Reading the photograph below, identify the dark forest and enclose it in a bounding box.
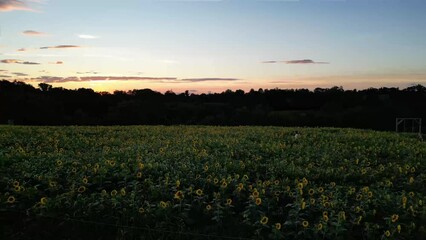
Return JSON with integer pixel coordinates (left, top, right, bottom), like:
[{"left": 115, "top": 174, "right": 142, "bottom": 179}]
[{"left": 1, "top": 80, "right": 425, "bottom": 131}]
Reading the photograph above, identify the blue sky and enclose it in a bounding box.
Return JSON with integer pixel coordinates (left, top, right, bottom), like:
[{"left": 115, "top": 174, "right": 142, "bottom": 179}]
[{"left": 1, "top": 0, "right": 425, "bottom": 92}]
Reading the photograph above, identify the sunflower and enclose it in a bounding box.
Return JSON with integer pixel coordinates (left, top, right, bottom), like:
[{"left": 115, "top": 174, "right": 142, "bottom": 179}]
[
  {"left": 391, "top": 214, "right": 399, "bottom": 223},
  {"left": 82, "top": 177, "right": 88, "bottom": 184},
  {"left": 204, "top": 165, "right": 209, "bottom": 171},
  {"left": 301, "top": 200, "right": 306, "bottom": 210},
  {"left": 255, "top": 197, "right": 262, "bottom": 206},
  {"left": 260, "top": 216, "right": 268, "bottom": 225},
  {"left": 101, "top": 189, "right": 107, "bottom": 195},
  {"left": 367, "top": 191, "right": 373, "bottom": 198},
  {"left": 310, "top": 198, "right": 315, "bottom": 204},
  {"left": 195, "top": 189, "right": 203, "bottom": 196},
  {"left": 226, "top": 198, "right": 232, "bottom": 205},
  {"left": 40, "top": 197, "right": 48, "bottom": 205},
  {"left": 322, "top": 211, "right": 328, "bottom": 217},
  {"left": 356, "top": 194, "right": 363, "bottom": 201},
  {"left": 318, "top": 187, "right": 324, "bottom": 193},
  {"left": 78, "top": 186, "right": 86, "bottom": 193},
  {"left": 330, "top": 182, "right": 336, "bottom": 188},
  {"left": 409, "top": 177, "right": 414, "bottom": 184},
  {"left": 174, "top": 190, "right": 184, "bottom": 200},
  {"left": 339, "top": 211, "right": 346, "bottom": 221},
  {"left": 176, "top": 180, "right": 181, "bottom": 187},
  {"left": 323, "top": 215, "right": 329, "bottom": 222},
  {"left": 384, "top": 230, "right": 391, "bottom": 237},
  {"left": 120, "top": 188, "right": 126, "bottom": 196},
  {"left": 275, "top": 223, "right": 281, "bottom": 230},
  {"left": 111, "top": 189, "right": 118, "bottom": 197},
  {"left": 302, "top": 220, "right": 309, "bottom": 228},
  {"left": 410, "top": 167, "right": 415, "bottom": 173},
  {"left": 316, "top": 223, "right": 323, "bottom": 231},
  {"left": 252, "top": 190, "right": 259, "bottom": 198},
  {"left": 14, "top": 186, "right": 21, "bottom": 192},
  {"left": 308, "top": 189, "right": 315, "bottom": 196},
  {"left": 206, "top": 204, "right": 212, "bottom": 211},
  {"left": 138, "top": 207, "right": 145, "bottom": 214},
  {"left": 274, "top": 180, "right": 280, "bottom": 185},
  {"left": 12, "top": 181, "right": 20, "bottom": 187},
  {"left": 355, "top": 206, "right": 361, "bottom": 213},
  {"left": 238, "top": 183, "right": 244, "bottom": 189},
  {"left": 109, "top": 161, "right": 116, "bottom": 167},
  {"left": 49, "top": 181, "right": 57, "bottom": 188},
  {"left": 160, "top": 201, "right": 167, "bottom": 209},
  {"left": 408, "top": 192, "right": 414, "bottom": 197},
  {"left": 138, "top": 162, "right": 144, "bottom": 169},
  {"left": 221, "top": 182, "right": 228, "bottom": 188},
  {"left": 297, "top": 183, "right": 304, "bottom": 190},
  {"left": 56, "top": 160, "right": 63, "bottom": 166},
  {"left": 397, "top": 225, "right": 401, "bottom": 233},
  {"left": 213, "top": 178, "right": 219, "bottom": 184},
  {"left": 7, "top": 196, "right": 16, "bottom": 204}
]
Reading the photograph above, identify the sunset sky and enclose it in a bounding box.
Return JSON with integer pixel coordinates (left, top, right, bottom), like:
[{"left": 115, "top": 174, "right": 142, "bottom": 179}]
[{"left": 1, "top": 0, "right": 425, "bottom": 93}]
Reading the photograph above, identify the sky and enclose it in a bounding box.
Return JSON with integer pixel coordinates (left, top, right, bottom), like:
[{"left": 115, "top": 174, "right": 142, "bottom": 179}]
[{"left": 0, "top": 0, "right": 426, "bottom": 93}]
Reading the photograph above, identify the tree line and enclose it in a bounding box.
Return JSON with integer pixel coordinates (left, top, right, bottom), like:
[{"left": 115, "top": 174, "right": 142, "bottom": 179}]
[{"left": 0, "top": 80, "right": 425, "bottom": 131}]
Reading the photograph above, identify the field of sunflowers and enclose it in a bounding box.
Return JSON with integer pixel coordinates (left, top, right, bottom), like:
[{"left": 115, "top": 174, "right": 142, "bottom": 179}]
[{"left": 0, "top": 126, "right": 425, "bottom": 239}]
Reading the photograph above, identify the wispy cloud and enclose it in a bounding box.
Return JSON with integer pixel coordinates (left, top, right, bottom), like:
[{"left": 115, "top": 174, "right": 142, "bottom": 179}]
[
  {"left": 0, "top": 75, "right": 11, "bottom": 78},
  {"left": 180, "top": 78, "right": 240, "bottom": 82},
  {"left": 78, "top": 34, "right": 99, "bottom": 39},
  {"left": 262, "top": 59, "right": 330, "bottom": 64},
  {"left": 1, "top": 59, "right": 40, "bottom": 64},
  {"left": 17, "top": 48, "right": 27, "bottom": 52},
  {"left": 285, "top": 59, "right": 329, "bottom": 64},
  {"left": 12, "top": 72, "right": 28, "bottom": 76},
  {"left": 28, "top": 76, "right": 178, "bottom": 83},
  {"left": 0, "top": 0, "right": 32, "bottom": 12},
  {"left": 22, "top": 30, "right": 47, "bottom": 36},
  {"left": 40, "top": 45, "right": 81, "bottom": 49}
]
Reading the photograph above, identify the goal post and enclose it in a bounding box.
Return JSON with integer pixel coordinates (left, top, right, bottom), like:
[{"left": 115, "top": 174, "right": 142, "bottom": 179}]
[{"left": 395, "top": 118, "right": 422, "bottom": 136}]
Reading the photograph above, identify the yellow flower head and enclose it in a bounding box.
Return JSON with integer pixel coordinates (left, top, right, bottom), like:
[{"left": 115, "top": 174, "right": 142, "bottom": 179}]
[
  {"left": 301, "top": 200, "right": 306, "bottom": 210},
  {"left": 221, "top": 182, "right": 228, "bottom": 188},
  {"left": 206, "top": 204, "right": 212, "bottom": 211},
  {"left": 368, "top": 191, "right": 373, "bottom": 198},
  {"left": 195, "top": 189, "right": 203, "bottom": 196},
  {"left": 238, "top": 183, "right": 244, "bottom": 189},
  {"left": 316, "top": 223, "right": 323, "bottom": 231},
  {"left": 260, "top": 216, "right": 268, "bottom": 225},
  {"left": 160, "top": 201, "right": 167, "bottom": 209},
  {"left": 12, "top": 181, "right": 20, "bottom": 187},
  {"left": 136, "top": 172, "right": 142, "bottom": 178},
  {"left": 297, "top": 183, "right": 304, "bottom": 190},
  {"left": 174, "top": 190, "right": 184, "bottom": 200},
  {"left": 40, "top": 197, "right": 48, "bottom": 205},
  {"left": 302, "top": 220, "right": 309, "bottom": 228},
  {"left": 78, "top": 186, "right": 86, "bottom": 193},
  {"left": 138, "top": 207, "right": 145, "bottom": 214},
  {"left": 323, "top": 215, "right": 329, "bottom": 222},
  {"left": 391, "top": 214, "right": 399, "bottom": 223},
  {"left": 384, "top": 230, "right": 391, "bottom": 237},
  {"left": 275, "top": 223, "right": 281, "bottom": 230},
  {"left": 213, "top": 178, "right": 219, "bottom": 184},
  {"left": 252, "top": 190, "right": 259, "bottom": 198},
  {"left": 82, "top": 177, "right": 88, "bottom": 184},
  {"left": 274, "top": 180, "right": 280, "bottom": 185},
  {"left": 120, "top": 188, "right": 126, "bottom": 196},
  {"left": 318, "top": 187, "right": 324, "bottom": 193},
  {"left": 111, "top": 189, "right": 118, "bottom": 197},
  {"left": 408, "top": 192, "right": 414, "bottom": 197},
  {"left": 226, "top": 198, "right": 232, "bottom": 205},
  {"left": 7, "top": 196, "right": 16, "bottom": 204},
  {"left": 308, "top": 189, "right": 315, "bottom": 196},
  {"left": 255, "top": 197, "right": 262, "bottom": 206},
  {"left": 397, "top": 225, "right": 401, "bottom": 233},
  {"left": 330, "top": 182, "right": 336, "bottom": 188}
]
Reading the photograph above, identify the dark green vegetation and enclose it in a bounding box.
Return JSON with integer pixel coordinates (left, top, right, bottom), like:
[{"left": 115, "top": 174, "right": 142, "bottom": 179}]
[
  {"left": 0, "top": 126, "right": 425, "bottom": 239},
  {"left": 1, "top": 80, "right": 425, "bottom": 130}
]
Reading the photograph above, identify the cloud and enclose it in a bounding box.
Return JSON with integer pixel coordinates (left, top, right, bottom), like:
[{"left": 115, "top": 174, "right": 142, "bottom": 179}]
[
  {"left": 285, "top": 59, "right": 329, "bottom": 64},
  {"left": 179, "top": 78, "right": 240, "bottom": 82},
  {"left": 29, "top": 76, "right": 178, "bottom": 83},
  {"left": 22, "top": 30, "right": 46, "bottom": 36},
  {"left": 0, "top": 0, "right": 31, "bottom": 12},
  {"left": 0, "top": 69, "right": 7, "bottom": 72},
  {"left": 12, "top": 72, "right": 28, "bottom": 76},
  {"left": 17, "top": 48, "right": 27, "bottom": 52},
  {"left": 78, "top": 34, "right": 99, "bottom": 39},
  {"left": 40, "top": 45, "right": 81, "bottom": 49},
  {"left": 1, "top": 59, "right": 40, "bottom": 64},
  {"left": 262, "top": 59, "right": 330, "bottom": 64},
  {"left": 0, "top": 75, "right": 11, "bottom": 78}
]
